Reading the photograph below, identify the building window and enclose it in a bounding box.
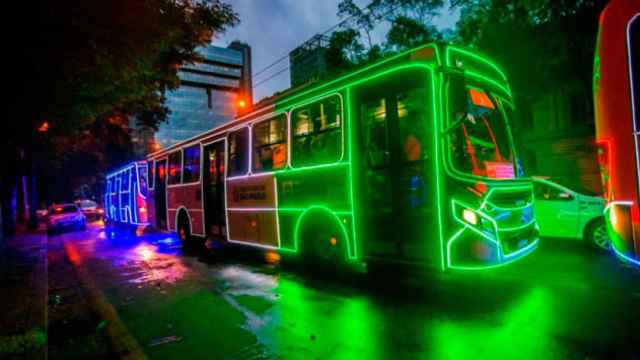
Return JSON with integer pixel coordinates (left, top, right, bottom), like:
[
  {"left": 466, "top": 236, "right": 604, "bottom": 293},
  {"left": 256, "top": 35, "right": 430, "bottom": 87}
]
[
  {"left": 228, "top": 127, "right": 249, "bottom": 176},
  {"left": 183, "top": 144, "right": 201, "bottom": 183},
  {"left": 207, "top": 88, "right": 213, "bottom": 110},
  {"left": 252, "top": 115, "right": 287, "bottom": 172},
  {"left": 168, "top": 150, "right": 182, "bottom": 185},
  {"left": 291, "top": 94, "right": 343, "bottom": 167}
]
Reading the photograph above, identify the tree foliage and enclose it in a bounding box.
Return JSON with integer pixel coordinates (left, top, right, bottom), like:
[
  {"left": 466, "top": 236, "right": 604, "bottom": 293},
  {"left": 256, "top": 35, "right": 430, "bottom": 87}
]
[
  {"left": 4, "top": 0, "right": 238, "bottom": 204},
  {"left": 328, "top": 0, "right": 444, "bottom": 74},
  {"left": 452, "top": 0, "right": 608, "bottom": 118},
  {"left": 386, "top": 16, "right": 441, "bottom": 52},
  {"left": 10, "top": 0, "right": 237, "bottom": 140}
]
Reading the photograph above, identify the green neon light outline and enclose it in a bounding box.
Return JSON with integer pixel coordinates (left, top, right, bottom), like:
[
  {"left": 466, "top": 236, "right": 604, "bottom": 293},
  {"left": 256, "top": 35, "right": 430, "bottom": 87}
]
[
  {"left": 479, "top": 185, "right": 535, "bottom": 211},
  {"left": 494, "top": 219, "right": 537, "bottom": 233},
  {"left": 287, "top": 92, "right": 346, "bottom": 170},
  {"left": 438, "top": 76, "right": 527, "bottom": 185},
  {"left": 292, "top": 205, "right": 352, "bottom": 256},
  {"left": 429, "top": 72, "right": 446, "bottom": 270},
  {"left": 447, "top": 197, "right": 537, "bottom": 270},
  {"left": 496, "top": 97, "right": 520, "bottom": 175},
  {"left": 346, "top": 87, "right": 360, "bottom": 259},
  {"left": 445, "top": 46, "right": 509, "bottom": 83},
  {"left": 277, "top": 43, "right": 441, "bottom": 109},
  {"left": 463, "top": 71, "right": 511, "bottom": 97},
  {"left": 451, "top": 199, "right": 498, "bottom": 242}
]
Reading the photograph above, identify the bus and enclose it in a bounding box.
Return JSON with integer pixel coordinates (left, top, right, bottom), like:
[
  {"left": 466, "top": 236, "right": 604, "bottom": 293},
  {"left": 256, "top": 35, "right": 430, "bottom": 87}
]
[
  {"left": 146, "top": 43, "right": 538, "bottom": 271},
  {"left": 104, "top": 161, "right": 150, "bottom": 227},
  {"left": 594, "top": 0, "right": 640, "bottom": 266}
]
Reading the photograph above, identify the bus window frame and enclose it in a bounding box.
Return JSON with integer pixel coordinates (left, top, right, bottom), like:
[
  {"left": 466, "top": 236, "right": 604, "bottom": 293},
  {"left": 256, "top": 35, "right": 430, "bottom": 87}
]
[
  {"left": 288, "top": 92, "right": 345, "bottom": 169},
  {"left": 137, "top": 163, "right": 148, "bottom": 198},
  {"left": 182, "top": 143, "right": 202, "bottom": 184},
  {"left": 251, "top": 113, "right": 289, "bottom": 173},
  {"left": 167, "top": 150, "right": 183, "bottom": 186},
  {"left": 227, "top": 126, "right": 250, "bottom": 177}
]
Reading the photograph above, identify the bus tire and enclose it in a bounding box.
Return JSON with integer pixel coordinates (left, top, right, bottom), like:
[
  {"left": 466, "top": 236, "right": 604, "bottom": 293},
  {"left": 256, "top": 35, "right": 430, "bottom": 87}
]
[
  {"left": 177, "top": 211, "right": 193, "bottom": 247},
  {"left": 584, "top": 217, "right": 609, "bottom": 250},
  {"left": 298, "top": 211, "right": 347, "bottom": 266}
]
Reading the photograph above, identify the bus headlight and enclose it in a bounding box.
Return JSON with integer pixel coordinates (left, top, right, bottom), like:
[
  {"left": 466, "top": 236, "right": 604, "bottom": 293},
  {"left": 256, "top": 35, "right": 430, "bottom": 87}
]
[{"left": 462, "top": 209, "right": 478, "bottom": 225}]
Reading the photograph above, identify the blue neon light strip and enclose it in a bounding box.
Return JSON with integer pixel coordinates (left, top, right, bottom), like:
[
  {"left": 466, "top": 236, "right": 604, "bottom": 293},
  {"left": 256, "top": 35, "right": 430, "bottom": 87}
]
[{"left": 611, "top": 245, "right": 640, "bottom": 267}]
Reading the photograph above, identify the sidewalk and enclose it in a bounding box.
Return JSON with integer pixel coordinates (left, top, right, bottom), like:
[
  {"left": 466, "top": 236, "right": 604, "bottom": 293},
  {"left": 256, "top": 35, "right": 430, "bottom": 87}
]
[{"left": 0, "top": 227, "right": 48, "bottom": 359}]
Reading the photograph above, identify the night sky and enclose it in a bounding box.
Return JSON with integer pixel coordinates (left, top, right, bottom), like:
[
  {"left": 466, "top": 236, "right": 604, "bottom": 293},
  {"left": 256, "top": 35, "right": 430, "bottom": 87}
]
[{"left": 214, "top": 0, "right": 460, "bottom": 102}]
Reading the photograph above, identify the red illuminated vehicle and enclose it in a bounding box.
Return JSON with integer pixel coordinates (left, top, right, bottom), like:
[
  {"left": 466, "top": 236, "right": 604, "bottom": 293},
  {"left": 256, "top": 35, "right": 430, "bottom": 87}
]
[
  {"left": 593, "top": 0, "right": 640, "bottom": 266},
  {"left": 104, "top": 161, "right": 150, "bottom": 227}
]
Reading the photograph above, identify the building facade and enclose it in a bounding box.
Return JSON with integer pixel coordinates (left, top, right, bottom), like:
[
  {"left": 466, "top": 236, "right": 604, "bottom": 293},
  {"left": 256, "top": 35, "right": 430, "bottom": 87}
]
[{"left": 132, "top": 43, "right": 252, "bottom": 154}]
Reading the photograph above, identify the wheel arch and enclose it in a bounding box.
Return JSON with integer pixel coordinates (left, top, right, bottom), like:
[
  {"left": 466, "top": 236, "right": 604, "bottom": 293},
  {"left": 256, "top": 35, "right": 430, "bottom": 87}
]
[
  {"left": 293, "top": 206, "right": 352, "bottom": 255},
  {"left": 175, "top": 206, "right": 193, "bottom": 235}
]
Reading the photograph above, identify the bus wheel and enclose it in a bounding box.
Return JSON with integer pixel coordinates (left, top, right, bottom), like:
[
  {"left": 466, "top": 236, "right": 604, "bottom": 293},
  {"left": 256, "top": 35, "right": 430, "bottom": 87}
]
[
  {"left": 586, "top": 218, "right": 609, "bottom": 250},
  {"left": 301, "top": 220, "right": 346, "bottom": 266},
  {"left": 177, "top": 213, "right": 192, "bottom": 247}
]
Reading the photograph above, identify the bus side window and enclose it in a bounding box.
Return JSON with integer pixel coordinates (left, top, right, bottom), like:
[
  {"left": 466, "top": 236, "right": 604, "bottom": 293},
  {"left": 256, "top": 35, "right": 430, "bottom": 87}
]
[
  {"left": 182, "top": 144, "right": 201, "bottom": 183},
  {"left": 397, "top": 89, "right": 428, "bottom": 163},
  {"left": 252, "top": 114, "right": 287, "bottom": 172},
  {"left": 228, "top": 127, "right": 249, "bottom": 177},
  {"left": 139, "top": 165, "right": 148, "bottom": 196},
  {"left": 291, "top": 95, "right": 342, "bottom": 167},
  {"left": 168, "top": 151, "right": 182, "bottom": 185}
]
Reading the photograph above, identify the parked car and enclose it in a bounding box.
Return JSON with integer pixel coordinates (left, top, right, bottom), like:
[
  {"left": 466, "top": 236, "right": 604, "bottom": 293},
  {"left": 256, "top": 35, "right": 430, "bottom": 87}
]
[
  {"left": 532, "top": 177, "right": 609, "bottom": 248},
  {"left": 74, "top": 199, "right": 103, "bottom": 221},
  {"left": 47, "top": 203, "right": 86, "bottom": 234}
]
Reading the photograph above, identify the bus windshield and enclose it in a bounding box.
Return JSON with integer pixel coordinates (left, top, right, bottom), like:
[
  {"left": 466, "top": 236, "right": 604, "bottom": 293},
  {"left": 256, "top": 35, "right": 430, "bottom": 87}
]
[{"left": 448, "top": 85, "right": 515, "bottom": 179}]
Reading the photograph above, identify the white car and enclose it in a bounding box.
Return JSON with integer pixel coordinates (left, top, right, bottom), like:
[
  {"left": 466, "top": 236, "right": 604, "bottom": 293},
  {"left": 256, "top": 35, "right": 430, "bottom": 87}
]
[
  {"left": 532, "top": 177, "right": 609, "bottom": 248},
  {"left": 74, "top": 199, "right": 103, "bottom": 221},
  {"left": 47, "top": 203, "right": 87, "bottom": 234}
]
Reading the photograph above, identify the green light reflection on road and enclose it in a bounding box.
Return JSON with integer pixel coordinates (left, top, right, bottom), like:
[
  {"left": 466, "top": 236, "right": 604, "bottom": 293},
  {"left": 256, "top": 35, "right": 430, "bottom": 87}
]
[{"left": 429, "top": 288, "right": 559, "bottom": 360}]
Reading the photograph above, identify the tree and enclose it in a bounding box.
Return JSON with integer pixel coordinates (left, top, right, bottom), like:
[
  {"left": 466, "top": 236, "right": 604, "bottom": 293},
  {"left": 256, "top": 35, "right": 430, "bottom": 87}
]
[
  {"left": 325, "top": 29, "right": 366, "bottom": 75},
  {"left": 338, "top": 0, "right": 378, "bottom": 48},
  {"left": 451, "top": 0, "right": 608, "bottom": 122},
  {"left": 332, "top": 0, "right": 445, "bottom": 69},
  {"left": 3, "top": 0, "right": 238, "bottom": 233},
  {"left": 386, "top": 16, "right": 441, "bottom": 52}
]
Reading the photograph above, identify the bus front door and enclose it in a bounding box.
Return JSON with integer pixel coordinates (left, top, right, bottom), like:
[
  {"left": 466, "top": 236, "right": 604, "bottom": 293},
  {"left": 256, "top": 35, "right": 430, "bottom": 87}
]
[
  {"left": 203, "top": 141, "right": 226, "bottom": 240},
  {"left": 355, "top": 70, "right": 435, "bottom": 264},
  {"left": 155, "top": 159, "right": 167, "bottom": 230}
]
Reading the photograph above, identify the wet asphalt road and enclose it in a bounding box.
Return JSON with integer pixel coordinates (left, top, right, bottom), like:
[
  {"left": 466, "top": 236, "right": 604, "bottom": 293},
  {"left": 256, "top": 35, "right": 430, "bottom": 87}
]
[{"left": 48, "top": 223, "right": 640, "bottom": 359}]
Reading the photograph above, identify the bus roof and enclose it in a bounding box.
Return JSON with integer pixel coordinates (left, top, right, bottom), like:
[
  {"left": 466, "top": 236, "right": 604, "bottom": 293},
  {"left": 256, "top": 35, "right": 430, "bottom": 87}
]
[
  {"left": 147, "top": 42, "right": 509, "bottom": 160},
  {"left": 105, "top": 161, "right": 146, "bottom": 179}
]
